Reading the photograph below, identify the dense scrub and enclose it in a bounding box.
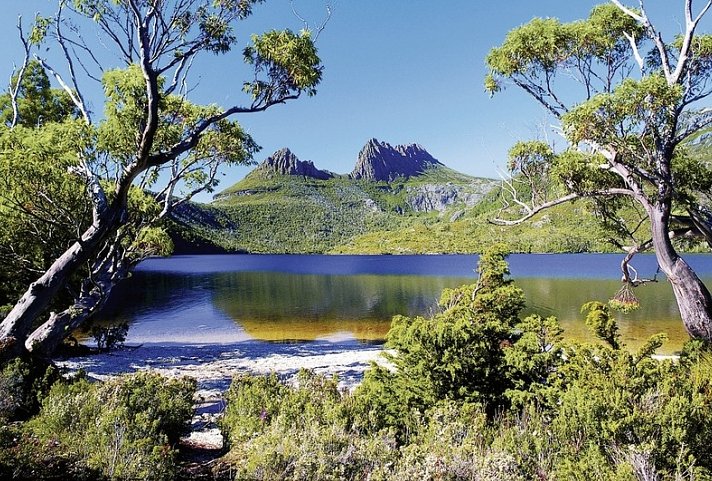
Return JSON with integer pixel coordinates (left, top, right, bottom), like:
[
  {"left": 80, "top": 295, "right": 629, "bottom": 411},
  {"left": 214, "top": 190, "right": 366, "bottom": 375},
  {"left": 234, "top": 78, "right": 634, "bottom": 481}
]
[
  {"left": 219, "top": 247, "right": 712, "bottom": 480},
  {"left": 0, "top": 370, "right": 195, "bottom": 481}
]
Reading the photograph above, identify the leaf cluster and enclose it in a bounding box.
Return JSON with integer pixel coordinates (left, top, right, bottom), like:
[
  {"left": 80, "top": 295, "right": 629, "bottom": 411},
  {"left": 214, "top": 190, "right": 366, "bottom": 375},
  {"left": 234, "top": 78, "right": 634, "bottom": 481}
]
[
  {"left": 25, "top": 371, "right": 196, "bottom": 480},
  {"left": 244, "top": 29, "right": 323, "bottom": 102},
  {"left": 486, "top": 4, "right": 643, "bottom": 99}
]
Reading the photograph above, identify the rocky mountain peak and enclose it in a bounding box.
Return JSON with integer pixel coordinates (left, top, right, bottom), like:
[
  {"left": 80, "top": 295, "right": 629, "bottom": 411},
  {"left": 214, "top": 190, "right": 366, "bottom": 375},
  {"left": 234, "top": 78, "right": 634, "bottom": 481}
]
[
  {"left": 351, "top": 139, "right": 442, "bottom": 181},
  {"left": 259, "top": 148, "right": 333, "bottom": 180}
]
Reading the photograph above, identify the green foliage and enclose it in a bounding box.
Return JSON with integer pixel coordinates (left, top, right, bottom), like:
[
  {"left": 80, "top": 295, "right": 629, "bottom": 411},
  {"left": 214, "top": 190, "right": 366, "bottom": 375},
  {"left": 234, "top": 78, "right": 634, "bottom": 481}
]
[
  {"left": 90, "top": 322, "right": 129, "bottom": 351},
  {"left": 352, "top": 246, "right": 566, "bottom": 438},
  {"left": 562, "top": 75, "right": 683, "bottom": 150},
  {"left": 550, "top": 345, "right": 712, "bottom": 479},
  {"left": 507, "top": 140, "right": 554, "bottom": 199},
  {"left": 0, "top": 119, "right": 92, "bottom": 307},
  {"left": 504, "top": 314, "right": 563, "bottom": 409},
  {"left": 486, "top": 4, "right": 642, "bottom": 97},
  {"left": 243, "top": 29, "right": 322, "bottom": 101},
  {"left": 582, "top": 301, "right": 621, "bottom": 349},
  {"left": 486, "top": 17, "right": 573, "bottom": 78},
  {"left": 218, "top": 252, "right": 712, "bottom": 480},
  {"left": 26, "top": 372, "right": 196, "bottom": 481},
  {"left": 221, "top": 370, "right": 398, "bottom": 481},
  {"left": 0, "top": 356, "right": 58, "bottom": 422},
  {"left": 0, "top": 60, "right": 78, "bottom": 127},
  {"left": 183, "top": 164, "right": 614, "bottom": 255}
]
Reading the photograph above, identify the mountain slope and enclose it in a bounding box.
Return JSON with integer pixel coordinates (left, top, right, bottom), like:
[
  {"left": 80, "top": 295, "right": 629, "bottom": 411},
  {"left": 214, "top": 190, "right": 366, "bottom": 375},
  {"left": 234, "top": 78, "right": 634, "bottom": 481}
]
[
  {"left": 173, "top": 140, "right": 497, "bottom": 253},
  {"left": 170, "top": 139, "right": 612, "bottom": 254}
]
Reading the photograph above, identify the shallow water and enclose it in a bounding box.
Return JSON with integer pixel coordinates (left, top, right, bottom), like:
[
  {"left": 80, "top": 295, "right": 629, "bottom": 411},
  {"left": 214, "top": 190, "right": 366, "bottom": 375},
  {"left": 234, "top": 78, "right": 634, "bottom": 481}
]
[{"left": 98, "top": 253, "right": 712, "bottom": 354}]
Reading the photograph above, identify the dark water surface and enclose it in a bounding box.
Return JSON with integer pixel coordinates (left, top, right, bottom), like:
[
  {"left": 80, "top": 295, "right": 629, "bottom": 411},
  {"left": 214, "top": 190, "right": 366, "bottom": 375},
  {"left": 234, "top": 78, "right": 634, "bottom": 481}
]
[{"left": 99, "top": 253, "right": 712, "bottom": 354}]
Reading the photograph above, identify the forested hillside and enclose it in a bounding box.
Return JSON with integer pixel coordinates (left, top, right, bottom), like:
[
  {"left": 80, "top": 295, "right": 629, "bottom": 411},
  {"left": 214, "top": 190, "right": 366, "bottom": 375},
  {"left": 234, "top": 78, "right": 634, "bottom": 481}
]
[{"left": 170, "top": 139, "right": 612, "bottom": 254}]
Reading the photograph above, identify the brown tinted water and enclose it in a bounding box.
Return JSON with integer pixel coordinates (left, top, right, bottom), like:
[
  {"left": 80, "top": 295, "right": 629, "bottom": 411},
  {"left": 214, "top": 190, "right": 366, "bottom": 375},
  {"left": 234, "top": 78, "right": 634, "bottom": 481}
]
[{"left": 98, "top": 254, "right": 712, "bottom": 354}]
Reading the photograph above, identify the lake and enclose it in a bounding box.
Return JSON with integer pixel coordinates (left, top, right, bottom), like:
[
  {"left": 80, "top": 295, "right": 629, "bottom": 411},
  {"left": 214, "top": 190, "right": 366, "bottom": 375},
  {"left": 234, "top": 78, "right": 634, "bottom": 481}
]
[{"left": 97, "top": 253, "right": 712, "bottom": 355}]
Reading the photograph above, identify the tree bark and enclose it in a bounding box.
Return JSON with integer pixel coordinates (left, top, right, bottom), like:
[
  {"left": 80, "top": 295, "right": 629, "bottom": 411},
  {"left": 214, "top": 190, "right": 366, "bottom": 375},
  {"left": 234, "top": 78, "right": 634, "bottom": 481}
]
[
  {"left": 24, "top": 250, "right": 130, "bottom": 356},
  {"left": 650, "top": 205, "right": 712, "bottom": 340},
  {"left": 0, "top": 207, "right": 121, "bottom": 352}
]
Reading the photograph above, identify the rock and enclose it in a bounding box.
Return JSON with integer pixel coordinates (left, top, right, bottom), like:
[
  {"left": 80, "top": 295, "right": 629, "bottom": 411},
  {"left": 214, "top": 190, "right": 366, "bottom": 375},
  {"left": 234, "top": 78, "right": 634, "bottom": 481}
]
[
  {"left": 351, "top": 138, "right": 442, "bottom": 181},
  {"left": 406, "top": 183, "right": 493, "bottom": 213},
  {"left": 259, "top": 148, "right": 333, "bottom": 180},
  {"left": 450, "top": 210, "right": 464, "bottom": 222}
]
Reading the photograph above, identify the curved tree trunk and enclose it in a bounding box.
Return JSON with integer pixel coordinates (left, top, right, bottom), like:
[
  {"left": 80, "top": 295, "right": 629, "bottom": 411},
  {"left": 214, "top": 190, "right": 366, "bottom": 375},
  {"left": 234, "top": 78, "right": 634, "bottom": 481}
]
[
  {"left": 25, "top": 249, "right": 131, "bottom": 356},
  {"left": 0, "top": 208, "right": 120, "bottom": 354},
  {"left": 651, "top": 205, "right": 712, "bottom": 341}
]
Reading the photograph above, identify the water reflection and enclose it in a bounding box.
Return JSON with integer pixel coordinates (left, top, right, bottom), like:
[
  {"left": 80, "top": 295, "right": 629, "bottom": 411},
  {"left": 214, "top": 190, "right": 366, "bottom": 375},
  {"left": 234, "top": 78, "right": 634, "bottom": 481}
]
[
  {"left": 211, "top": 272, "right": 470, "bottom": 341},
  {"left": 98, "top": 254, "right": 712, "bottom": 354},
  {"left": 518, "top": 278, "right": 695, "bottom": 352}
]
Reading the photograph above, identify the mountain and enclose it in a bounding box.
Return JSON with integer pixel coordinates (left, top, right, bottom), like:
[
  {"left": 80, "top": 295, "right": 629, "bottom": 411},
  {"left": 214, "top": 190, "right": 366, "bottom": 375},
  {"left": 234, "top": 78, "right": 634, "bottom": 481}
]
[
  {"left": 351, "top": 139, "right": 442, "bottom": 181},
  {"left": 256, "top": 147, "right": 333, "bottom": 180},
  {"left": 171, "top": 139, "right": 608, "bottom": 254}
]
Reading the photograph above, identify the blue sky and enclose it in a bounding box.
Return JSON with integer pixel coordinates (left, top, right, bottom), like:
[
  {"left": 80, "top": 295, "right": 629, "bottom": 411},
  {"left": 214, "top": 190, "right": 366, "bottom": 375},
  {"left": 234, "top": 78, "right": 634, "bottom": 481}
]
[{"left": 0, "top": 1, "right": 708, "bottom": 201}]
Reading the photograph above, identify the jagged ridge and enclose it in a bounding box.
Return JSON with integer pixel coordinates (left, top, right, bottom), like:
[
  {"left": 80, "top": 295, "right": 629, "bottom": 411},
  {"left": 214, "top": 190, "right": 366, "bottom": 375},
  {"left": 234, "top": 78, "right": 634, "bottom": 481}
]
[
  {"left": 249, "top": 139, "right": 443, "bottom": 183},
  {"left": 351, "top": 138, "right": 442, "bottom": 181},
  {"left": 257, "top": 147, "right": 333, "bottom": 180}
]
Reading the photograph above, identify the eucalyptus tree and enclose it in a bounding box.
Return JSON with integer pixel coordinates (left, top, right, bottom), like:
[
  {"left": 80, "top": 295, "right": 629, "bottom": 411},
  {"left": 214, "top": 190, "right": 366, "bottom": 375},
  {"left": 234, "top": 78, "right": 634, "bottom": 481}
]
[
  {"left": 0, "top": 0, "right": 323, "bottom": 357},
  {"left": 0, "top": 61, "right": 84, "bottom": 312},
  {"left": 486, "top": 1, "right": 712, "bottom": 340}
]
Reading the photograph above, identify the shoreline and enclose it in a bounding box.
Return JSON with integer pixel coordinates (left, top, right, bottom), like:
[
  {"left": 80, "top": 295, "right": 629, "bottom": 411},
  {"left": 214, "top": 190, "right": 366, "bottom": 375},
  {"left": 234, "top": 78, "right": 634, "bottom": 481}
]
[
  {"left": 56, "top": 340, "right": 387, "bottom": 451},
  {"left": 56, "top": 340, "right": 387, "bottom": 392}
]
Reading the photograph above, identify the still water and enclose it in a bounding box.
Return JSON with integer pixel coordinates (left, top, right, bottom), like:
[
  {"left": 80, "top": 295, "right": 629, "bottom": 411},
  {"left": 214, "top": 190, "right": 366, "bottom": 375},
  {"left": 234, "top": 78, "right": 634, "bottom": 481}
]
[{"left": 99, "top": 253, "right": 712, "bottom": 354}]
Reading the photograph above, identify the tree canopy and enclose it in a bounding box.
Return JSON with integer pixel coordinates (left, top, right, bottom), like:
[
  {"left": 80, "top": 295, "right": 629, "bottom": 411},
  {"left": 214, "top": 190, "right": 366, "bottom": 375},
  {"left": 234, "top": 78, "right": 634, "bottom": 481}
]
[
  {"left": 0, "top": 0, "right": 324, "bottom": 358},
  {"left": 487, "top": 0, "right": 712, "bottom": 341}
]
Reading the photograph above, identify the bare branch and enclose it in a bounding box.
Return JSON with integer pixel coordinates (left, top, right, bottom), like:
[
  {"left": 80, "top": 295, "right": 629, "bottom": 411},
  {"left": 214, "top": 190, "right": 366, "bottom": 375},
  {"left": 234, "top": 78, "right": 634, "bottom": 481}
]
[
  {"left": 611, "top": 0, "right": 674, "bottom": 82},
  {"left": 623, "top": 31, "right": 645, "bottom": 72},
  {"left": 672, "top": 0, "right": 712, "bottom": 83},
  {"left": 52, "top": 4, "right": 92, "bottom": 124},
  {"left": 490, "top": 193, "right": 580, "bottom": 225},
  {"left": 10, "top": 17, "right": 31, "bottom": 128},
  {"left": 36, "top": 58, "right": 91, "bottom": 124},
  {"left": 290, "top": 0, "right": 333, "bottom": 41}
]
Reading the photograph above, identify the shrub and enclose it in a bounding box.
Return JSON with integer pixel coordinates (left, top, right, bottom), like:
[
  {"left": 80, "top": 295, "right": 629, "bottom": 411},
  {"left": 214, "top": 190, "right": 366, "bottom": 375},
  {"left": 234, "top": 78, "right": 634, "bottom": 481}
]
[
  {"left": 548, "top": 342, "right": 712, "bottom": 479},
  {"left": 221, "top": 370, "right": 398, "bottom": 481},
  {"left": 352, "top": 245, "right": 565, "bottom": 437},
  {"left": 90, "top": 322, "right": 129, "bottom": 351},
  {"left": 0, "top": 356, "right": 58, "bottom": 422},
  {"left": 220, "top": 247, "right": 712, "bottom": 480},
  {"left": 27, "top": 371, "right": 196, "bottom": 481}
]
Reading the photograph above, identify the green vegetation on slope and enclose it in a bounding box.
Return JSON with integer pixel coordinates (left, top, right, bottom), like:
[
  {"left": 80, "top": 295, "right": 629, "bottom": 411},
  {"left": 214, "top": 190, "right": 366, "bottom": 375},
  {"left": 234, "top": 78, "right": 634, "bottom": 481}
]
[
  {"left": 333, "top": 196, "right": 609, "bottom": 254},
  {"left": 178, "top": 165, "right": 492, "bottom": 253},
  {"left": 174, "top": 165, "right": 615, "bottom": 254}
]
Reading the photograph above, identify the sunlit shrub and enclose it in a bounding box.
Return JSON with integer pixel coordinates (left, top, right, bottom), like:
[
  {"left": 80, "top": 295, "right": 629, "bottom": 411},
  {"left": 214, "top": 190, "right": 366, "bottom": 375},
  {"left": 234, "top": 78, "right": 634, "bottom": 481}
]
[
  {"left": 27, "top": 371, "right": 195, "bottom": 481},
  {"left": 221, "top": 370, "right": 398, "bottom": 481},
  {"left": 352, "top": 245, "right": 565, "bottom": 437}
]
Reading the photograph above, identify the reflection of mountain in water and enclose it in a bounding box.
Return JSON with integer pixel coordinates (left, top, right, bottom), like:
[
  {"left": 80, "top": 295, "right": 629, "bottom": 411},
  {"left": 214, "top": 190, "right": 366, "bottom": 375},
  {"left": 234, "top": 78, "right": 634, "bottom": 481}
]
[
  {"left": 517, "top": 277, "right": 690, "bottom": 351},
  {"left": 210, "top": 272, "right": 465, "bottom": 340},
  {"left": 97, "top": 258, "right": 705, "bottom": 352},
  {"left": 100, "top": 270, "right": 471, "bottom": 342}
]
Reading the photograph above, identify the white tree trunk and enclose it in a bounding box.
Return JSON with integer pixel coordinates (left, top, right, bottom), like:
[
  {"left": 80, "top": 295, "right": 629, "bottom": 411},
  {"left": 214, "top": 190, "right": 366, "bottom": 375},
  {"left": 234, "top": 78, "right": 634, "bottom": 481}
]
[{"left": 0, "top": 210, "right": 119, "bottom": 354}]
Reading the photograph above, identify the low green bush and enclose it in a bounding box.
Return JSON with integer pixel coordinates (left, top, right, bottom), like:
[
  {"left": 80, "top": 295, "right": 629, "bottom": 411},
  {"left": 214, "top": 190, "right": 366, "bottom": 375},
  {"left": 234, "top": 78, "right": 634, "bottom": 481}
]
[
  {"left": 23, "top": 371, "right": 196, "bottom": 481},
  {"left": 221, "top": 370, "right": 398, "bottom": 481},
  {"left": 0, "top": 356, "right": 58, "bottom": 422}
]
